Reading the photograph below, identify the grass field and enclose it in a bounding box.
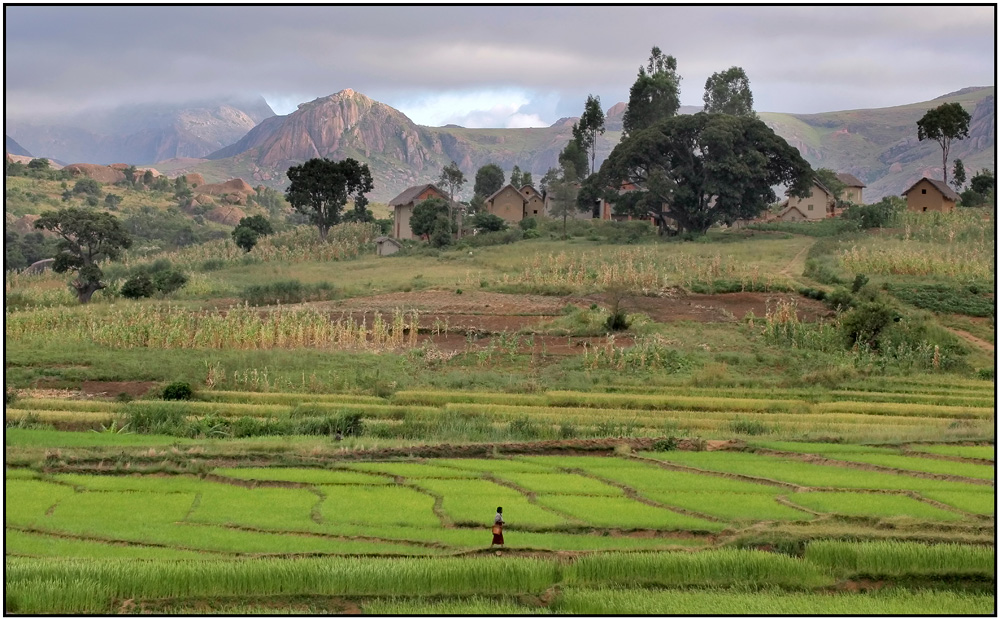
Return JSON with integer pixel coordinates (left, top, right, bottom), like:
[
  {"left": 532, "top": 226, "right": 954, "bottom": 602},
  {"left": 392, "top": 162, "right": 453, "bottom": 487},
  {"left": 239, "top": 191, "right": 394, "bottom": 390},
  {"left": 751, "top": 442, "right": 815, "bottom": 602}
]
[{"left": 5, "top": 211, "right": 995, "bottom": 613}]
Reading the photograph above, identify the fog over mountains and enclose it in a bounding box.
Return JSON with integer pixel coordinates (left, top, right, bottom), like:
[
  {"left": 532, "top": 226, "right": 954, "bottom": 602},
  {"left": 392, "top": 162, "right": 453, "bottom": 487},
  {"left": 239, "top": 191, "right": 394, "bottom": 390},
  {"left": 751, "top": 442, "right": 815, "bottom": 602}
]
[{"left": 6, "top": 87, "right": 994, "bottom": 204}]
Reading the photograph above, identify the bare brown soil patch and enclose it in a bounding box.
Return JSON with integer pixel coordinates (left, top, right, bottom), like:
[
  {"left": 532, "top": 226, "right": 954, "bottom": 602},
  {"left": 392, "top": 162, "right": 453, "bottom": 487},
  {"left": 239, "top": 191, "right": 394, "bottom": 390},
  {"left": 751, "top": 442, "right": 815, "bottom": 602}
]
[
  {"left": 310, "top": 288, "right": 831, "bottom": 329},
  {"left": 79, "top": 380, "right": 160, "bottom": 398},
  {"left": 581, "top": 290, "right": 830, "bottom": 323},
  {"left": 944, "top": 327, "right": 995, "bottom": 353}
]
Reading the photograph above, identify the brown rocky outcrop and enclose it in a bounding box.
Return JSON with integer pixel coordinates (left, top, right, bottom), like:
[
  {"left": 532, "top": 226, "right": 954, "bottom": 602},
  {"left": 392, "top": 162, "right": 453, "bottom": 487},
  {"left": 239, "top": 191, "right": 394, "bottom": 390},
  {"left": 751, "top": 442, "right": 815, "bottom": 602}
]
[
  {"left": 206, "top": 205, "right": 246, "bottom": 226},
  {"left": 181, "top": 173, "right": 206, "bottom": 187},
  {"left": 62, "top": 163, "right": 126, "bottom": 184}
]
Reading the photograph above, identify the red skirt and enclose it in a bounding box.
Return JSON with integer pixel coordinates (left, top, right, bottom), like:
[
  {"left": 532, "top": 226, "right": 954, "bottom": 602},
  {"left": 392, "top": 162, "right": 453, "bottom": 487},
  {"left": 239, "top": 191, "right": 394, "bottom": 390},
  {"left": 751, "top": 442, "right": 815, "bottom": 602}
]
[{"left": 492, "top": 531, "right": 504, "bottom": 545}]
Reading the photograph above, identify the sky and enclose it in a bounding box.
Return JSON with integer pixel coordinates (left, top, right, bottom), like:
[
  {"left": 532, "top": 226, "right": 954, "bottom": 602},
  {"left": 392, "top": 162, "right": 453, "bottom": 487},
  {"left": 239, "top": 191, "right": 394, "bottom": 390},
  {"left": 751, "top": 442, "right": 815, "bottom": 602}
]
[{"left": 4, "top": 5, "right": 996, "bottom": 128}]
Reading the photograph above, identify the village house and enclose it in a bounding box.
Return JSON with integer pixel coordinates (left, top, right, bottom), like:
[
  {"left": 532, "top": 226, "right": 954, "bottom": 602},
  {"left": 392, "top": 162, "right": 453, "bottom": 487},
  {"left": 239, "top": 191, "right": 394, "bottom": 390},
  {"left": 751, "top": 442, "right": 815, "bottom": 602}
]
[
  {"left": 902, "top": 177, "right": 958, "bottom": 213},
  {"left": 387, "top": 183, "right": 455, "bottom": 240},
  {"left": 836, "top": 173, "right": 866, "bottom": 205},
  {"left": 374, "top": 236, "right": 402, "bottom": 256},
  {"left": 485, "top": 184, "right": 546, "bottom": 223},
  {"left": 777, "top": 180, "right": 835, "bottom": 220}
]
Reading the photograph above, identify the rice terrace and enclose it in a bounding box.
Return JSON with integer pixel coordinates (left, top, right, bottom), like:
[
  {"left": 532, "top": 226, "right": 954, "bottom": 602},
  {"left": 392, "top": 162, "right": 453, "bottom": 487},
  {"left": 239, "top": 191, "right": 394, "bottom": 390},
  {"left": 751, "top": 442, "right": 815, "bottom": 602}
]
[{"left": 3, "top": 8, "right": 997, "bottom": 616}]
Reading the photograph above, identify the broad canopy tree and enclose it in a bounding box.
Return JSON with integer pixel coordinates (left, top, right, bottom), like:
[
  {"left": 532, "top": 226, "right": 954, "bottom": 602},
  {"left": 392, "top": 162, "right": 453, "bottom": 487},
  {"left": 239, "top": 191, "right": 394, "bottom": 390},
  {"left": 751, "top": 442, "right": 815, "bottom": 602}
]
[
  {"left": 916, "top": 102, "right": 971, "bottom": 185},
  {"left": 600, "top": 112, "right": 813, "bottom": 235},
  {"left": 34, "top": 207, "right": 132, "bottom": 303},
  {"left": 285, "top": 157, "right": 373, "bottom": 241}
]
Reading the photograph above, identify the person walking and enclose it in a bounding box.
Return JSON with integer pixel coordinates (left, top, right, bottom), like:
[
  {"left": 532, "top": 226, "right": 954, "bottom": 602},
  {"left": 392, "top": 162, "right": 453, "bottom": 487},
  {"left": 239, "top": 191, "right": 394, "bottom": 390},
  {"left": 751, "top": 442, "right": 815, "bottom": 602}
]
[{"left": 491, "top": 506, "right": 505, "bottom": 547}]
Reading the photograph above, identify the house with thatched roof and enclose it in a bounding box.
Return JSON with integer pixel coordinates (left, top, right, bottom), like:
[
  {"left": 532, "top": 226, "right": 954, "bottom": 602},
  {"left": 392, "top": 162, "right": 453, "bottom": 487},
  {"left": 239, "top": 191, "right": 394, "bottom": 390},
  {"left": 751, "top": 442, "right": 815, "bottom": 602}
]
[
  {"left": 835, "top": 173, "right": 866, "bottom": 205},
  {"left": 902, "top": 177, "right": 958, "bottom": 213},
  {"left": 485, "top": 184, "right": 546, "bottom": 223},
  {"left": 779, "top": 180, "right": 835, "bottom": 220},
  {"left": 388, "top": 183, "right": 453, "bottom": 240}
]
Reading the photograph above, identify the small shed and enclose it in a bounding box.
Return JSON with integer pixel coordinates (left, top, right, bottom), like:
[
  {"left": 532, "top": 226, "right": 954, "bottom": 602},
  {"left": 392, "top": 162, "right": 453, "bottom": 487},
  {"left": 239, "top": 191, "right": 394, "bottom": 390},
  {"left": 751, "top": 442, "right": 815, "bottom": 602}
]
[{"left": 375, "top": 236, "right": 403, "bottom": 257}]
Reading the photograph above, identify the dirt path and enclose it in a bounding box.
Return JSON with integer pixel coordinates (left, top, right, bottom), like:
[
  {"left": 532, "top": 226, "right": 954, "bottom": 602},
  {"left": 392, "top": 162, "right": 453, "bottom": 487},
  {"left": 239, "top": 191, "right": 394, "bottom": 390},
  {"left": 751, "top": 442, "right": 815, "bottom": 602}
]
[
  {"left": 944, "top": 327, "right": 995, "bottom": 354},
  {"left": 780, "top": 239, "right": 815, "bottom": 279}
]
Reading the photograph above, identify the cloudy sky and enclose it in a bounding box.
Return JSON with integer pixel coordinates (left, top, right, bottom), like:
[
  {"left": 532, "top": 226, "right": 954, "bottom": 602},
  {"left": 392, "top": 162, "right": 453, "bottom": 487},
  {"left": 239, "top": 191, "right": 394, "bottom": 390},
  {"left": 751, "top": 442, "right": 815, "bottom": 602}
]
[{"left": 4, "top": 5, "right": 995, "bottom": 128}]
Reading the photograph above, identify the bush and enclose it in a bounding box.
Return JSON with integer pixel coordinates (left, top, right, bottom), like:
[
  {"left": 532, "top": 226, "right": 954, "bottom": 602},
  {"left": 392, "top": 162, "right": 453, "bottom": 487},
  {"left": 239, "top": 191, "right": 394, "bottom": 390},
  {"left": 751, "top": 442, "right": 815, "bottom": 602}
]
[
  {"left": 519, "top": 217, "right": 538, "bottom": 230},
  {"left": 121, "top": 274, "right": 156, "bottom": 300},
  {"left": 472, "top": 212, "right": 508, "bottom": 232},
  {"left": 843, "top": 197, "right": 903, "bottom": 229},
  {"left": 161, "top": 381, "right": 194, "bottom": 401},
  {"left": 851, "top": 274, "right": 869, "bottom": 293},
  {"left": 976, "top": 368, "right": 994, "bottom": 380},
  {"left": 825, "top": 287, "right": 854, "bottom": 312},
  {"left": 605, "top": 310, "right": 630, "bottom": 331},
  {"left": 803, "top": 258, "right": 845, "bottom": 285},
  {"left": 152, "top": 269, "right": 188, "bottom": 295},
  {"left": 798, "top": 287, "right": 826, "bottom": 301},
  {"left": 651, "top": 437, "right": 679, "bottom": 451},
  {"left": 840, "top": 301, "right": 899, "bottom": 349}
]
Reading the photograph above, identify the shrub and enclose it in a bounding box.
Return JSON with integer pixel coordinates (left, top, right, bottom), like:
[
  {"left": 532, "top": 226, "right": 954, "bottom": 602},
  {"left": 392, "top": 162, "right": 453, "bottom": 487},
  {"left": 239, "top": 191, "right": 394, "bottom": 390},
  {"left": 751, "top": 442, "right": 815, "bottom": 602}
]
[
  {"left": 162, "top": 381, "right": 194, "bottom": 401},
  {"left": 472, "top": 212, "right": 508, "bottom": 232},
  {"left": 519, "top": 217, "right": 538, "bottom": 230},
  {"left": 843, "top": 197, "right": 903, "bottom": 229},
  {"left": 651, "top": 436, "right": 679, "bottom": 451},
  {"left": 121, "top": 275, "right": 156, "bottom": 300},
  {"left": 824, "top": 287, "right": 854, "bottom": 312},
  {"left": 605, "top": 310, "right": 630, "bottom": 331},
  {"left": 976, "top": 368, "right": 994, "bottom": 381},
  {"left": 152, "top": 269, "right": 188, "bottom": 295},
  {"left": 840, "top": 301, "right": 899, "bottom": 349},
  {"left": 850, "top": 274, "right": 869, "bottom": 293}
]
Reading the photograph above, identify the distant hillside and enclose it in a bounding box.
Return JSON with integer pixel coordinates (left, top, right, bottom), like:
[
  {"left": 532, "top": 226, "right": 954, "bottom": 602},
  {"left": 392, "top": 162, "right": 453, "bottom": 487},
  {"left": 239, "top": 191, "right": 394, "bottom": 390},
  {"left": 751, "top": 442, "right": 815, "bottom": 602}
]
[
  {"left": 163, "top": 87, "right": 992, "bottom": 204},
  {"left": 759, "top": 86, "right": 994, "bottom": 201},
  {"left": 5, "top": 135, "right": 32, "bottom": 157},
  {"left": 6, "top": 97, "right": 275, "bottom": 165},
  {"left": 170, "top": 89, "right": 621, "bottom": 202}
]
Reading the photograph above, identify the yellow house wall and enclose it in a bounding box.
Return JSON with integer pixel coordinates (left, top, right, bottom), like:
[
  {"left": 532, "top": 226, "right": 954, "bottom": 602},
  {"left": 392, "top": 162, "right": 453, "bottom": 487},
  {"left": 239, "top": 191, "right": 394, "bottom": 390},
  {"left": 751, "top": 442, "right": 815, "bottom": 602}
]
[
  {"left": 786, "top": 183, "right": 831, "bottom": 219},
  {"left": 489, "top": 187, "right": 526, "bottom": 223},
  {"left": 394, "top": 204, "right": 414, "bottom": 240},
  {"left": 905, "top": 180, "right": 956, "bottom": 213},
  {"left": 842, "top": 186, "right": 863, "bottom": 204}
]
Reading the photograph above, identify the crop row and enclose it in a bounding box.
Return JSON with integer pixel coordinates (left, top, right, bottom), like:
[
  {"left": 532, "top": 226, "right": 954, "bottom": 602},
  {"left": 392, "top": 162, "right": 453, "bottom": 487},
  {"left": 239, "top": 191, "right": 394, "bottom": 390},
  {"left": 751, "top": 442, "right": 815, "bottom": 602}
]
[{"left": 7, "top": 541, "right": 993, "bottom": 614}]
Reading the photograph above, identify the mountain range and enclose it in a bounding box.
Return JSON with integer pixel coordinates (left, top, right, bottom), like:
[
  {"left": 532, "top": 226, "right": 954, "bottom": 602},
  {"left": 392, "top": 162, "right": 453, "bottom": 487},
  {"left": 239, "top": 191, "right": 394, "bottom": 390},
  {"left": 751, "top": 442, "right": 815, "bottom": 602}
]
[{"left": 6, "top": 87, "right": 994, "bottom": 204}]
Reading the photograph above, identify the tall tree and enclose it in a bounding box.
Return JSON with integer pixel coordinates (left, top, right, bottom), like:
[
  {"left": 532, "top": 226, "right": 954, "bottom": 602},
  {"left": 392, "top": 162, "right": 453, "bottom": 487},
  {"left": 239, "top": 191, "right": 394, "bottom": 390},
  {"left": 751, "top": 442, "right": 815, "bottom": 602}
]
[
  {"left": 600, "top": 113, "right": 813, "bottom": 235},
  {"left": 285, "top": 158, "right": 373, "bottom": 241},
  {"left": 703, "top": 66, "right": 755, "bottom": 117},
  {"left": 438, "top": 160, "right": 466, "bottom": 238},
  {"left": 509, "top": 165, "right": 524, "bottom": 189},
  {"left": 474, "top": 163, "right": 505, "bottom": 198},
  {"left": 521, "top": 171, "right": 534, "bottom": 189},
  {"left": 578, "top": 95, "right": 606, "bottom": 174},
  {"left": 34, "top": 208, "right": 132, "bottom": 303},
  {"left": 439, "top": 160, "right": 466, "bottom": 202},
  {"left": 916, "top": 102, "right": 971, "bottom": 185},
  {"left": 951, "top": 159, "right": 967, "bottom": 192},
  {"left": 559, "top": 133, "right": 589, "bottom": 182},
  {"left": 622, "top": 47, "right": 681, "bottom": 137}
]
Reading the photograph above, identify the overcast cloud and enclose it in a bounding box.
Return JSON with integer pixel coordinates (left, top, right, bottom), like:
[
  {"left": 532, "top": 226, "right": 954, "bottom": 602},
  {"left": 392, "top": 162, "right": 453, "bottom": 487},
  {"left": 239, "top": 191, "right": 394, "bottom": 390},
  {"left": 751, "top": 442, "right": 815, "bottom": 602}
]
[{"left": 4, "top": 5, "right": 995, "bottom": 128}]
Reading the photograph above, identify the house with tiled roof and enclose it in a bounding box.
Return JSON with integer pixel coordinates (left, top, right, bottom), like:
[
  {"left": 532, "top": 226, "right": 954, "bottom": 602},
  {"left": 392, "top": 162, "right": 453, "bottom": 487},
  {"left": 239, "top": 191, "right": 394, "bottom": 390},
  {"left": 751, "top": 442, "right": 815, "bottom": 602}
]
[
  {"left": 777, "top": 180, "right": 835, "bottom": 220},
  {"left": 901, "top": 177, "right": 958, "bottom": 213}
]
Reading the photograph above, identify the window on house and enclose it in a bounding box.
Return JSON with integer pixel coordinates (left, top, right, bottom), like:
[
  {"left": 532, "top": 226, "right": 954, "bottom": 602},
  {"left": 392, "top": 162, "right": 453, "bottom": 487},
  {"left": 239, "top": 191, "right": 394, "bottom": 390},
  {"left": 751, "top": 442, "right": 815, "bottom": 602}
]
[
  {"left": 923, "top": 207, "right": 927, "bottom": 212},
  {"left": 807, "top": 204, "right": 813, "bottom": 210},
  {"left": 533, "top": 210, "right": 538, "bottom": 215},
  {"left": 922, "top": 189, "right": 927, "bottom": 194}
]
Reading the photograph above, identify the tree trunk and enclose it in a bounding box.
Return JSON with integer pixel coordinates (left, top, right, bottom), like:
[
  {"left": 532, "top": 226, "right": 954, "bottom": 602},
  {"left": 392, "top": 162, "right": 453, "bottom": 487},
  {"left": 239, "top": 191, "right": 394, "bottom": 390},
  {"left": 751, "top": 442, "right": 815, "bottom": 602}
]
[
  {"left": 318, "top": 225, "right": 329, "bottom": 242},
  {"left": 74, "top": 280, "right": 104, "bottom": 304}
]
